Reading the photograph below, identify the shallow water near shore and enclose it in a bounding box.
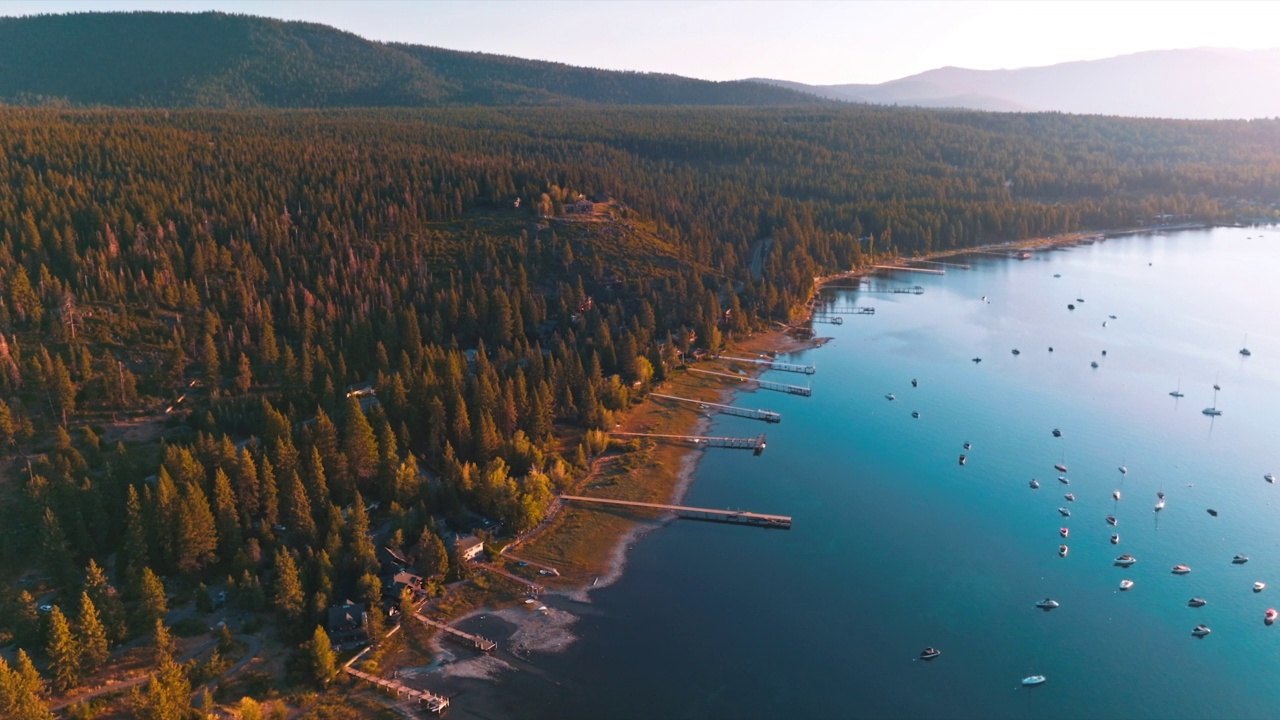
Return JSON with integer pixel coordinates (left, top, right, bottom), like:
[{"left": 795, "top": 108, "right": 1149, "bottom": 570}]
[{"left": 474, "top": 226, "right": 1280, "bottom": 720}]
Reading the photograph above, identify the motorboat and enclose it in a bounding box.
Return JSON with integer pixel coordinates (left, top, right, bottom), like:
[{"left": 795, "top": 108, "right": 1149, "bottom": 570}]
[
  {"left": 958, "top": 454, "right": 967, "bottom": 466},
  {"left": 1012, "top": 348, "right": 1021, "bottom": 355},
  {"left": 912, "top": 411, "right": 920, "bottom": 419},
  {"left": 1202, "top": 407, "right": 1222, "bottom": 416},
  {"left": 1052, "top": 428, "right": 1062, "bottom": 438},
  {"left": 1233, "top": 554, "right": 1249, "bottom": 564},
  {"left": 911, "top": 379, "right": 918, "bottom": 388},
  {"left": 1064, "top": 493, "right": 1075, "bottom": 502},
  {"left": 1115, "top": 555, "right": 1137, "bottom": 567},
  {"left": 1107, "top": 515, "right": 1118, "bottom": 526},
  {"left": 1110, "top": 534, "right": 1120, "bottom": 545},
  {"left": 1109, "top": 315, "right": 1117, "bottom": 319},
  {"left": 1192, "top": 625, "right": 1211, "bottom": 637},
  {"left": 1091, "top": 361, "right": 1099, "bottom": 368},
  {"left": 1154, "top": 499, "right": 1165, "bottom": 512},
  {"left": 920, "top": 647, "right": 942, "bottom": 660},
  {"left": 1207, "top": 509, "right": 1218, "bottom": 517},
  {"left": 1157, "top": 491, "right": 1165, "bottom": 499},
  {"left": 1119, "top": 579, "right": 1134, "bottom": 591},
  {"left": 1055, "top": 463, "right": 1068, "bottom": 473},
  {"left": 1266, "top": 473, "right": 1275, "bottom": 484},
  {"left": 1103, "top": 321, "right": 1108, "bottom": 327},
  {"left": 1029, "top": 478, "right": 1040, "bottom": 489},
  {"left": 1059, "top": 507, "right": 1071, "bottom": 517},
  {"left": 1118, "top": 466, "right": 1127, "bottom": 476},
  {"left": 1256, "top": 582, "right": 1267, "bottom": 592},
  {"left": 1058, "top": 476, "right": 1070, "bottom": 485},
  {"left": 972, "top": 357, "right": 982, "bottom": 364},
  {"left": 1172, "top": 564, "right": 1191, "bottom": 575},
  {"left": 1188, "top": 597, "right": 1208, "bottom": 608},
  {"left": 1068, "top": 304, "right": 1075, "bottom": 310},
  {"left": 1170, "top": 389, "right": 1184, "bottom": 398},
  {"left": 1035, "top": 598, "right": 1060, "bottom": 609},
  {"left": 1267, "top": 609, "right": 1277, "bottom": 626},
  {"left": 1059, "top": 527, "right": 1069, "bottom": 538},
  {"left": 1113, "top": 490, "right": 1122, "bottom": 501},
  {"left": 1022, "top": 675, "right": 1046, "bottom": 686},
  {"left": 885, "top": 393, "right": 896, "bottom": 401},
  {"left": 1059, "top": 545, "right": 1069, "bottom": 557},
  {"left": 963, "top": 442, "right": 972, "bottom": 451},
  {"left": 1076, "top": 297, "right": 1084, "bottom": 303}
]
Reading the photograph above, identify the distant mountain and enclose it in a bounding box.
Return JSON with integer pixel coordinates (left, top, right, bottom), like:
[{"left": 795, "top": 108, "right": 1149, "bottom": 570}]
[
  {"left": 0, "top": 11, "right": 820, "bottom": 108},
  {"left": 755, "top": 48, "right": 1280, "bottom": 119}
]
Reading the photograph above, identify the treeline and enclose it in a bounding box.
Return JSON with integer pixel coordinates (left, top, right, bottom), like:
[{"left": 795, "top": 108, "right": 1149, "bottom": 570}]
[{"left": 0, "top": 105, "right": 1278, "bottom": 697}]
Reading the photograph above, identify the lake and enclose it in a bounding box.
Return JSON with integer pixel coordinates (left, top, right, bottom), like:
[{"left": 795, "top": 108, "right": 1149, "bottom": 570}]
[{"left": 483, "top": 225, "right": 1280, "bottom": 720}]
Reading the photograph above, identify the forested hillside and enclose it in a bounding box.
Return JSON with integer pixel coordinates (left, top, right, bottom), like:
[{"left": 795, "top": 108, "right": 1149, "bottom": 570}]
[
  {"left": 0, "top": 104, "right": 1278, "bottom": 711},
  {"left": 0, "top": 11, "right": 818, "bottom": 108}
]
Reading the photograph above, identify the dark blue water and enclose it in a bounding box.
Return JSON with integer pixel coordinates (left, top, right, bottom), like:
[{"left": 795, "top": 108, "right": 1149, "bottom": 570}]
[{"left": 508, "top": 227, "right": 1280, "bottom": 720}]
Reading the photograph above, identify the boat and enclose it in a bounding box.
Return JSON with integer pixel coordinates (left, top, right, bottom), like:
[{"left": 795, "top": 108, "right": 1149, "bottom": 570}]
[
  {"left": 1059, "top": 507, "right": 1071, "bottom": 517},
  {"left": 1154, "top": 498, "right": 1165, "bottom": 512},
  {"left": 1064, "top": 493, "right": 1075, "bottom": 502},
  {"left": 1203, "top": 382, "right": 1223, "bottom": 416},
  {"left": 1059, "top": 545, "right": 1069, "bottom": 557},
  {"left": 1113, "top": 490, "right": 1122, "bottom": 501},
  {"left": 920, "top": 647, "right": 942, "bottom": 660},
  {"left": 1076, "top": 297, "right": 1084, "bottom": 303},
  {"left": 1058, "top": 476, "right": 1070, "bottom": 485},
  {"left": 1012, "top": 348, "right": 1021, "bottom": 355},
  {"left": 1052, "top": 428, "right": 1062, "bottom": 437},
  {"left": 1192, "top": 625, "right": 1211, "bottom": 637},
  {"left": 1029, "top": 478, "right": 1040, "bottom": 489},
  {"left": 1068, "top": 304, "right": 1075, "bottom": 310},
  {"left": 1119, "top": 579, "right": 1134, "bottom": 591},
  {"left": 972, "top": 357, "right": 982, "bottom": 363},
  {"left": 1170, "top": 379, "right": 1184, "bottom": 398},
  {"left": 885, "top": 392, "right": 895, "bottom": 401},
  {"left": 1022, "top": 675, "right": 1047, "bottom": 686},
  {"left": 958, "top": 454, "right": 967, "bottom": 466},
  {"left": 1172, "top": 564, "right": 1191, "bottom": 575},
  {"left": 1233, "top": 554, "right": 1249, "bottom": 564},
  {"left": 1109, "top": 315, "right": 1117, "bottom": 319},
  {"left": 1102, "top": 321, "right": 1108, "bottom": 327},
  {"left": 1055, "top": 460, "right": 1068, "bottom": 473},
  {"left": 1035, "top": 598, "right": 1060, "bottom": 609},
  {"left": 1018, "top": 251, "right": 1032, "bottom": 260},
  {"left": 1054, "top": 274, "right": 1061, "bottom": 278},
  {"left": 911, "top": 411, "right": 920, "bottom": 419},
  {"left": 1267, "top": 609, "right": 1277, "bottom": 626},
  {"left": 1188, "top": 597, "right": 1208, "bottom": 608},
  {"left": 963, "top": 442, "right": 972, "bottom": 451},
  {"left": 911, "top": 379, "right": 918, "bottom": 388},
  {"left": 1091, "top": 361, "right": 1099, "bottom": 368},
  {"left": 1158, "top": 491, "right": 1165, "bottom": 499},
  {"left": 1256, "top": 582, "right": 1267, "bottom": 592},
  {"left": 1111, "top": 534, "right": 1120, "bottom": 545},
  {"left": 1059, "top": 527, "right": 1069, "bottom": 538},
  {"left": 1207, "top": 509, "right": 1218, "bottom": 517},
  {"left": 1202, "top": 407, "right": 1222, "bottom": 416},
  {"left": 1266, "top": 473, "right": 1275, "bottom": 483},
  {"left": 1107, "top": 515, "right": 1118, "bottom": 526},
  {"left": 1115, "top": 555, "right": 1137, "bottom": 567},
  {"left": 1240, "top": 335, "right": 1251, "bottom": 356},
  {"left": 1118, "top": 465, "right": 1127, "bottom": 476}
]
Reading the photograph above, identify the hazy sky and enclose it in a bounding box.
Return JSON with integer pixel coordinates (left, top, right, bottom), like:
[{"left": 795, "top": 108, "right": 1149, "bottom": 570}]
[{"left": 5, "top": 0, "right": 1279, "bottom": 85}]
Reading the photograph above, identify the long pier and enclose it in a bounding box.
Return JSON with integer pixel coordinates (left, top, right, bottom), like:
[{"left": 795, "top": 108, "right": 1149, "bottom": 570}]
[
  {"left": 651, "top": 392, "right": 781, "bottom": 423},
  {"left": 715, "top": 355, "right": 817, "bottom": 375},
  {"left": 688, "top": 367, "right": 812, "bottom": 396},
  {"left": 345, "top": 645, "right": 449, "bottom": 714},
  {"left": 872, "top": 264, "right": 946, "bottom": 275},
  {"left": 611, "top": 431, "right": 767, "bottom": 454},
  {"left": 812, "top": 315, "right": 843, "bottom": 325},
  {"left": 414, "top": 613, "right": 497, "bottom": 652},
  {"left": 561, "top": 495, "right": 792, "bottom": 529},
  {"left": 817, "top": 306, "right": 875, "bottom": 314},
  {"left": 914, "top": 259, "right": 971, "bottom": 269},
  {"left": 860, "top": 284, "right": 925, "bottom": 295}
]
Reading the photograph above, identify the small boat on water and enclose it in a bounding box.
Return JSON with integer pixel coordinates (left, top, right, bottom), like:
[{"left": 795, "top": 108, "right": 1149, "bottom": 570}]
[
  {"left": 1064, "top": 493, "right": 1075, "bottom": 502},
  {"left": 1110, "top": 534, "right": 1120, "bottom": 544},
  {"left": 1155, "top": 499, "right": 1165, "bottom": 512},
  {"left": 1207, "top": 509, "right": 1218, "bottom": 517},
  {"left": 1058, "top": 476, "right": 1070, "bottom": 485},
  {"left": 1256, "top": 582, "right": 1268, "bottom": 592},
  {"left": 1012, "top": 348, "right": 1020, "bottom": 355},
  {"left": 1233, "top": 554, "right": 1249, "bottom": 564},
  {"left": 1188, "top": 598, "right": 1208, "bottom": 608},
  {"left": 920, "top": 647, "right": 942, "bottom": 660},
  {"left": 1029, "top": 478, "right": 1040, "bottom": 489},
  {"left": 1068, "top": 304, "right": 1075, "bottom": 310},
  {"left": 1059, "top": 527, "right": 1069, "bottom": 538},
  {"left": 911, "top": 379, "right": 918, "bottom": 387},
  {"left": 1022, "top": 675, "right": 1047, "bottom": 686},
  {"left": 1059, "top": 545, "right": 1069, "bottom": 557},
  {"left": 958, "top": 454, "right": 967, "bottom": 466},
  {"left": 1202, "top": 407, "right": 1222, "bottom": 416},
  {"left": 1091, "top": 361, "right": 1099, "bottom": 368},
  {"left": 1052, "top": 428, "right": 1062, "bottom": 438},
  {"left": 1266, "top": 473, "right": 1276, "bottom": 484},
  {"left": 1109, "top": 315, "right": 1117, "bottom": 319},
  {"left": 1267, "top": 609, "right": 1277, "bottom": 626},
  {"left": 1158, "top": 491, "right": 1165, "bottom": 499},
  {"left": 1115, "top": 555, "right": 1137, "bottom": 567},
  {"left": 972, "top": 357, "right": 982, "bottom": 364},
  {"left": 1192, "top": 625, "right": 1211, "bottom": 638},
  {"left": 1059, "top": 507, "right": 1071, "bottom": 517},
  {"left": 1055, "top": 463, "right": 1068, "bottom": 473},
  {"left": 1107, "top": 515, "right": 1118, "bottom": 526},
  {"left": 1118, "top": 465, "right": 1127, "bottom": 476},
  {"left": 963, "top": 442, "right": 972, "bottom": 451},
  {"left": 1119, "top": 579, "right": 1134, "bottom": 591},
  {"left": 1113, "top": 490, "right": 1122, "bottom": 501},
  {"left": 1172, "top": 564, "right": 1191, "bottom": 575},
  {"left": 1036, "top": 598, "right": 1060, "bottom": 609},
  {"left": 911, "top": 411, "right": 920, "bottom": 419},
  {"left": 885, "top": 392, "right": 895, "bottom": 401}
]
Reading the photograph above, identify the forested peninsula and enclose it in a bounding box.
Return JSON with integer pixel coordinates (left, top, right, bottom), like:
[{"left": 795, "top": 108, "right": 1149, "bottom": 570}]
[{"left": 1, "top": 101, "right": 1278, "bottom": 717}]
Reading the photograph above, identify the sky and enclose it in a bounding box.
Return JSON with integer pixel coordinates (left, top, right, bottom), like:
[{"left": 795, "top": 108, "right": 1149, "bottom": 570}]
[{"left": 4, "top": 0, "right": 1279, "bottom": 85}]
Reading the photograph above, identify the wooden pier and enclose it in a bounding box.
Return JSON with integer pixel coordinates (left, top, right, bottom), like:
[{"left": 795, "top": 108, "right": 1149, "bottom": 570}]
[
  {"left": 817, "top": 306, "right": 875, "bottom": 314},
  {"left": 346, "top": 666, "right": 450, "bottom": 714},
  {"left": 688, "top": 367, "right": 812, "bottom": 396},
  {"left": 473, "top": 561, "right": 545, "bottom": 595},
  {"left": 414, "top": 613, "right": 497, "bottom": 653},
  {"left": 872, "top": 264, "right": 946, "bottom": 275},
  {"left": 812, "top": 315, "right": 843, "bottom": 325},
  {"left": 651, "top": 392, "right": 782, "bottom": 423},
  {"left": 860, "top": 284, "right": 925, "bottom": 295},
  {"left": 561, "top": 495, "right": 791, "bottom": 529},
  {"left": 715, "top": 355, "right": 817, "bottom": 375},
  {"left": 611, "top": 431, "right": 767, "bottom": 454}
]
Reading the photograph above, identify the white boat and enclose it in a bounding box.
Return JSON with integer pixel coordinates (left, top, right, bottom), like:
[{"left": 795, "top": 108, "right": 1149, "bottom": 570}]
[
  {"left": 1154, "top": 499, "right": 1165, "bottom": 512},
  {"left": 1059, "top": 527, "right": 1069, "bottom": 538},
  {"left": 1188, "top": 597, "right": 1207, "bottom": 608},
  {"left": 1035, "top": 598, "right": 1060, "bottom": 609},
  {"left": 1113, "top": 490, "right": 1121, "bottom": 501},
  {"left": 1203, "top": 383, "right": 1223, "bottom": 415},
  {"left": 920, "top": 647, "right": 942, "bottom": 660},
  {"left": 1241, "top": 335, "right": 1251, "bottom": 356},
  {"left": 1115, "top": 555, "right": 1137, "bottom": 567},
  {"left": 1058, "top": 507, "right": 1071, "bottom": 517},
  {"left": 1192, "top": 625, "right": 1211, "bottom": 637},
  {"left": 885, "top": 393, "right": 895, "bottom": 401},
  {"left": 1110, "top": 534, "right": 1120, "bottom": 545},
  {"left": 1055, "top": 463, "right": 1068, "bottom": 473},
  {"left": 911, "top": 411, "right": 920, "bottom": 419},
  {"left": 1064, "top": 493, "right": 1075, "bottom": 502},
  {"left": 1029, "top": 478, "right": 1040, "bottom": 489},
  {"left": 1172, "top": 564, "right": 1191, "bottom": 574},
  {"left": 963, "top": 442, "right": 972, "bottom": 451},
  {"left": 1119, "top": 579, "right": 1134, "bottom": 591},
  {"left": 1058, "top": 545, "right": 1069, "bottom": 557},
  {"left": 1202, "top": 407, "right": 1222, "bottom": 416},
  {"left": 1266, "top": 473, "right": 1275, "bottom": 484},
  {"left": 1058, "top": 476, "right": 1069, "bottom": 485},
  {"left": 1233, "top": 555, "right": 1249, "bottom": 564},
  {"left": 1022, "top": 675, "right": 1047, "bottom": 686},
  {"left": 1106, "top": 515, "right": 1118, "bottom": 526},
  {"left": 1118, "top": 466, "right": 1127, "bottom": 476},
  {"left": 1256, "top": 582, "right": 1267, "bottom": 592},
  {"left": 1170, "top": 379, "right": 1184, "bottom": 398}
]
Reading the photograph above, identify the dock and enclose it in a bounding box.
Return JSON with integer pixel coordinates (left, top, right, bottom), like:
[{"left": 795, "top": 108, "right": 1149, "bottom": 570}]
[
  {"left": 860, "top": 284, "right": 925, "bottom": 295},
  {"left": 473, "top": 561, "right": 546, "bottom": 595},
  {"left": 872, "top": 264, "right": 946, "bottom": 275},
  {"left": 687, "top": 367, "right": 812, "bottom": 396},
  {"left": 715, "top": 355, "right": 817, "bottom": 375},
  {"left": 414, "top": 613, "right": 497, "bottom": 653},
  {"left": 914, "top": 259, "right": 971, "bottom": 270},
  {"left": 345, "top": 646, "right": 449, "bottom": 714},
  {"left": 812, "top": 315, "right": 843, "bottom": 325},
  {"left": 611, "top": 431, "right": 767, "bottom": 454},
  {"left": 561, "top": 495, "right": 791, "bottom": 529},
  {"left": 817, "top": 306, "right": 875, "bottom": 314},
  {"left": 650, "top": 392, "right": 781, "bottom": 423}
]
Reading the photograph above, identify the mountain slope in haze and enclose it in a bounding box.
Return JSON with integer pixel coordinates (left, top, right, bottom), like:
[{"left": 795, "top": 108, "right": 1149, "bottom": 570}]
[
  {"left": 757, "top": 48, "right": 1280, "bottom": 119},
  {"left": 0, "top": 11, "right": 820, "bottom": 108}
]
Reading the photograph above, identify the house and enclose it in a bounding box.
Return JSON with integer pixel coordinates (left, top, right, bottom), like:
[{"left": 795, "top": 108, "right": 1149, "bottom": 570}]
[
  {"left": 326, "top": 601, "right": 369, "bottom": 649},
  {"left": 455, "top": 535, "right": 486, "bottom": 563},
  {"left": 564, "top": 198, "right": 595, "bottom": 214},
  {"left": 384, "top": 569, "right": 426, "bottom": 602}
]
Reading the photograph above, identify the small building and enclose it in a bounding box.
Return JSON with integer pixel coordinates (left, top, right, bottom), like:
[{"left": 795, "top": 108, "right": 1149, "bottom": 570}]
[
  {"left": 327, "top": 601, "right": 369, "bottom": 649},
  {"left": 456, "top": 535, "right": 486, "bottom": 563},
  {"left": 385, "top": 569, "right": 426, "bottom": 602}
]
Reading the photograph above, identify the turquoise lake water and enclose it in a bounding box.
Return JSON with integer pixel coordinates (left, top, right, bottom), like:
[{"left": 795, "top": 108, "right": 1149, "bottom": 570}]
[{"left": 492, "top": 226, "right": 1280, "bottom": 720}]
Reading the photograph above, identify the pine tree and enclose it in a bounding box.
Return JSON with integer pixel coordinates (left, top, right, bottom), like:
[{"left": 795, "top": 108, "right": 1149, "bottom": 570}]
[
  {"left": 200, "top": 331, "right": 220, "bottom": 396},
  {"left": 271, "top": 549, "right": 305, "bottom": 639},
  {"left": 131, "top": 567, "right": 168, "bottom": 637},
  {"left": 50, "top": 355, "right": 76, "bottom": 426},
  {"left": 345, "top": 492, "right": 378, "bottom": 579},
  {"left": 232, "top": 449, "right": 259, "bottom": 532},
  {"left": 76, "top": 592, "right": 110, "bottom": 674},
  {"left": 307, "top": 625, "right": 337, "bottom": 689},
  {"left": 46, "top": 605, "right": 81, "bottom": 693},
  {"left": 175, "top": 482, "right": 218, "bottom": 575},
  {"left": 211, "top": 469, "right": 242, "bottom": 564},
  {"left": 258, "top": 455, "right": 278, "bottom": 529},
  {"left": 0, "top": 650, "right": 54, "bottom": 720},
  {"left": 281, "top": 470, "right": 316, "bottom": 544},
  {"left": 0, "top": 397, "right": 15, "bottom": 451},
  {"left": 120, "top": 484, "right": 149, "bottom": 586},
  {"left": 415, "top": 527, "right": 449, "bottom": 579},
  {"left": 84, "top": 560, "right": 127, "bottom": 645},
  {"left": 342, "top": 396, "right": 379, "bottom": 491},
  {"left": 234, "top": 352, "right": 253, "bottom": 395},
  {"left": 133, "top": 621, "right": 190, "bottom": 720}
]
